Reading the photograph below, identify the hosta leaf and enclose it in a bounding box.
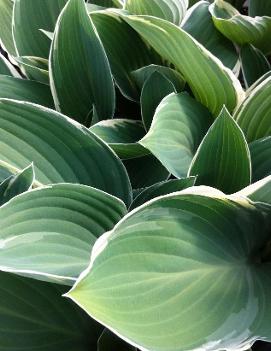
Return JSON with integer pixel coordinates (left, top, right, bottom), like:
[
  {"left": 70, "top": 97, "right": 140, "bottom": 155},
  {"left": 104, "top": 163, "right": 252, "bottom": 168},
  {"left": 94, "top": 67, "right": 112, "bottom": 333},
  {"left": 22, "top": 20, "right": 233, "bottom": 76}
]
[
  {"left": 0, "top": 164, "right": 34, "bottom": 206},
  {"left": 124, "top": 155, "right": 169, "bottom": 189},
  {"left": 182, "top": 1, "right": 238, "bottom": 70},
  {"left": 67, "top": 188, "right": 271, "bottom": 351},
  {"left": 209, "top": 0, "right": 271, "bottom": 54},
  {"left": 132, "top": 64, "right": 185, "bottom": 92},
  {"left": 50, "top": 0, "right": 115, "bottom": 125},
  {"left": 125, "top": 0, "right": 188, "bottom": 25},
  {"left": 249, "top": 137, "right": 271, "bottom": 182},
  {"left": 0, "top": 271, "right": 103, "bottom": 351},
  {"left": 140, "top": 93, "right": 212, "bottom": 178},
  {"left": 140, "top": 72, "right": 176, "bottom": 130},
  {"left": 0, "top": 75, "right": 54, "bottom": 107},
  {"left": 0, "top": 0, "right": 16, "bottom": 55},
  {"left": 249, "top": 0, "right": 271, "bottom": 17},
  {"left": 0, "top": 99, "right": 132, "bottom": 205},
  {"left": 98, "top": 329, "right": 137, "bottom": 351},
  {"left": 90, "top": 119, "right": 148, "bottom": 159},
  {"left": 123, "top": 14, "right": 244, "bottom": 115},
  {"left": 13, "top": 0, "right": 68, "bottom": 57},
  {"left": 0, "top": 162, "right": 13, "bottom": 182},
  {"left": 15, "top": 56, "right": 49, "bottom": 84},
  {"left": 236, "top": 176, "right": 271, "bottom": 205},
  {"left": 91, "top": 10, "right": 162, "bottom": 101},
  {"left": 87, "top": 0, "right": 122, "bottom": 8},
  {"left": 189, "top": 107, "right": 251, "bottom": 193},
  {"left": 240, "top": 44, "right": 271, "bottom": 88},
  {"left": 234, "top": 75, "right": 271, "bottom": 142},
  {"left": 0, "top": 53, "right": 16, "bottom": 76},
  {"left": 130, "top": 177, "right": 196, "bottom": 209},
  {"left": 0, "top": 183, "right": 126, "bottom": 284}
]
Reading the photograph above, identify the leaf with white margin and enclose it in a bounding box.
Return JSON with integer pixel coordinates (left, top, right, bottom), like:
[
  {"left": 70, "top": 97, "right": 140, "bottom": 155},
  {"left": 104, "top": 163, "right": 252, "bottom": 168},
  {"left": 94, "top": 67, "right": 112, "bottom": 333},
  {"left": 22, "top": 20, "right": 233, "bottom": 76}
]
[
  {"left": 123, "top": 14, "right": 244, "bottom": 115},
  {"left": 249, "top": 137, "right": 271, "bottom": 182},
  {"left": 139, "top": 93, "right": 213, "bottom": 177},
  {"left": 209, "top": 0, "right": 271, "bottom": 54},
  {"left": 0, "top": 163, "right": 34, "bottom": 206},
  {"left": 98, "top": 329, "right": 137, "bottom": 351},
  {"left": 0, "top": 0, "right": 16, "bottom": 55},
  {"left": 0, "top": 183, "right": 126, "bottom": 285},
  {"left": 15, "top": 56, "right": 49, "bottom": 84},
  {"left": 0, "top": 53, "right": 18, "bottom": 76},
  {"left": 189, "top": 107, "right": 251, "bottom": 193},
  {"left": 235, "top": 175, "right": 271, "bottom": 205},
  {"left": 0, "top": 99, "right": 132, "bottom": 205},
  {"left": 50, "top": 0, "right": 115, "bottom": 125},
  {"left": 125, "top": 0, "right": 188, "bottom": 25},
  {"left": 234, "top": 75, "right": 271, "bottom": 142},
  {"left": 67, "top": 186, "right": 271, "bottom": 351},
  {"left": 0, "top": 271, "right": 103, "bottom": 351},
  {"left": 90, "top": 119, "right": 149, "bottom": 159}
]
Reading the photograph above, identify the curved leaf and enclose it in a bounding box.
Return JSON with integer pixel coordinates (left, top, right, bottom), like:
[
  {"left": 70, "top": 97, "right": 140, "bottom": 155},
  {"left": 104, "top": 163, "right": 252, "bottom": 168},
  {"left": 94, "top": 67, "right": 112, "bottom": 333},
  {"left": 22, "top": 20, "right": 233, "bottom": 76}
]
[
  {"left": 140, "top": 71, "right": 176, "bottom": 130},
  {"left": 123, "top": 14, "right": 244, "bottom": 115},
  {"left": 90, "top": 119, "right": 148, "bottom": 159},
  {"left": 50, "top": 0, "right": 115, "bottom": 125},
  {"left": 15, "top": 56, "right": 49, "bottom": 84},
  {"left": 182, "top": 0, "right": 238, "bottom": 70},
  {"left": 209, "top": 0, "right": 271, "bottom": 54},
  {"left": 0, "top": 164, "right": 34, "bottom": 205},
  {"left": 189, "top": 107, "right": 251, "bottom": 193},
  {"left": 0, "top": 183, "right": 126, "bottom": 284},
  {"left": 87, "top": 0, "right": 122, "bottom": 8},
  {"left": 236, "top": 176, "right": 271, "bottom": 205},
  {"left": 0, "top": 99, "right": 132, "bottom": 205},
  {"left": 130, "top": 177, "right": 196, "bottom": 209},
  {"left": 140, "top": 93, "right": 213, "bottom": 177},
  {"left": 67, "top": 188, "right": 271, "bottom": 351},
  {"left": 234, "top": 75, "right": 271, "bottom": 142},
  {"left": 125, "top": 0, "right": 188, "bottom": 25},
  {"left": 0, "top": 75, "right": 54, "bottom": 107},
  {"left": 0, "top": 53, "right": 16, "bottom": 76},
  {"left": 0, "top": 0, "right": 16, "bottom": 55},
  {"left": 240, "top": 44, "right": 271, "bottom": 88},
  {"left": 249, "top": 0, "right": 271, "bottom": 17},
  {"left": 0, "top": 271, "right": 103, "bottom": 351},
  {"left": 91, "top": 10, "right": 162, "bottom": 101},
  {"left": 249, "top": 137, "right": 271, "bottom": 182},
  {"left": 13, "top": 0, "right": 68, "bottom": 57}
]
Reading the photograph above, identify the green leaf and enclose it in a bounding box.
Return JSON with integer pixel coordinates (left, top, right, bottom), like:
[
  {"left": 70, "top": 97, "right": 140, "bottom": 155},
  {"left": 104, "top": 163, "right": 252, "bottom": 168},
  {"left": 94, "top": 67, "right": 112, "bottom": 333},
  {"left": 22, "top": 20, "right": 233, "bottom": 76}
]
[
  {"left": 0, "top": 99, "right": 132, "bottom": 205},
  {"left": 50, "top": 0, "right": 115, "bottom": 125},
  {"left": 15, "top": 56, "right": 49, "bottom": 84},
  {"left": 0, "top": 0, "right": 16, "bottom": 55},
  {"left": 0, "top": 183, "right": 126, "bottom": 284},
  {"left": 189, "top": 107, "right": 251, "bottom": 193},
  {"left": 182, "top": 1, "right": 238, "bottom": 70},
  {"left": 0, "top": 271, "right": 103, "bottom": 351},
  {"left": 123, "top": 14, "right": 244, "bottom": 116},
  {"left": 13, "top": 0, "right": 68, "bottom": 57},
  {"left": 0, "top": 164, "right": 34, "bottom": 206},
  {"left": 125, "top": 0, "right": 188, "bottom": 25},
  {"left": 90, "top": 119, "right": 149, "bottom": 159},
  {"left": 91, "top": 10, "right": 162, "bottom": 101},
  {"left": 209, "top": 0, "right": 271, "bottom": 55},
  {"left": 132, "top": 64, "right": 185, "bottom": 93},
  {"left": 87, "top": 0, "right": 122, "bottom": 8},
  {"left": 98, "top": 329, "right": 137, "bottom": 351},
  {"left": 0, "top": 53, "right": 17, "bottom": 76},
  {"left": 249, "top": 0, "right": 271, "bottom": 17},
  {"left": 0, "top": 75, "right": 54, "bottom": 107},
  {"left": 234, "top": 75, "right": 271, "bottom": 142},
  {"left": 130, "top": 177, "right": 196, "bottom": 209},
  {"left": 140, "top": 71, "right": 176, "bottom": 130},
  {"left": 240, "top": 44, "right": 271, "bottom": 88},
  {"left": 249, "top": 136, "right": 271, "bottom": 182},
  {"left": 124, "top": 155, "right": 169, "bottom": 189},
  {"left": 236, "top": 175, "right": 271, "bottom": 205},
  {"left": 0, "top": 162, "right": 13, "bottom": 182},
  {"left": 140, "top": 93, "right": 212, "bottom": 177},
  {"left": 67, "top": 188, "right": 271, "bottom": 351}
]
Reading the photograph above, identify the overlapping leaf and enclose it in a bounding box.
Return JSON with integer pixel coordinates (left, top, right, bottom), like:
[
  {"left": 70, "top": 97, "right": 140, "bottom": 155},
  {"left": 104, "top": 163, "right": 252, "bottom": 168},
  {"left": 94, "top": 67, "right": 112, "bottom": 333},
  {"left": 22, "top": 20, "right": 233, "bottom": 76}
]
[
  {"left": 16, "top": 56, "right": 49, "bottom": 84},
  {"left": 0, "top": 0, "right": 16, "bottom": 55},
  {"left": 189, "top": 107, "right": 251, "bottom": 193},
  {"left": 249, "top": 137, "right": 271, "bottom": 182},
  {"left": 0, "top": 99, "right": 132, "bottom": 204},
  {"left": 67, "top": 188, "right": 271, "bottom": 351},
  {"left": 123, "top": 14, "right": 244, "bottom": 115},
  {"left": 236, "top": 176, "right": 271, "bottom": 205},
  {"left": 139, "top": 93, "right": 213, "bottom": 177},
  {"left": 50, "top": 0, "right": 115, "bottom": 125},
  {"left": 0, "top": 53, "right": 16, "bottom": 76}
]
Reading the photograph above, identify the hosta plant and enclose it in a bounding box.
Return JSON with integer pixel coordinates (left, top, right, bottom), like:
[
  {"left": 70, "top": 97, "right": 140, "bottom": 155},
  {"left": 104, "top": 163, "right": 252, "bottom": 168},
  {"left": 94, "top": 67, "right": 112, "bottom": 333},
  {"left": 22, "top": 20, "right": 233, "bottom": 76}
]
[{"left": 0, "top": 0, "right": 270, "bottom": 350}]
